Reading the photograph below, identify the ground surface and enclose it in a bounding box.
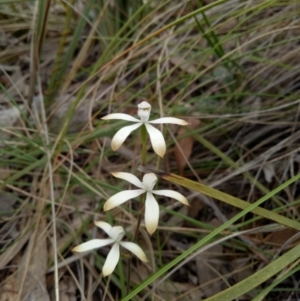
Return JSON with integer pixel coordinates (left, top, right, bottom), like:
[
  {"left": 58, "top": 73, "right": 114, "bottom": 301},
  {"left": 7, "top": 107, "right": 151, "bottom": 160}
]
[{"left": 1, "top": 1, "right": 300, "bottom": 300}]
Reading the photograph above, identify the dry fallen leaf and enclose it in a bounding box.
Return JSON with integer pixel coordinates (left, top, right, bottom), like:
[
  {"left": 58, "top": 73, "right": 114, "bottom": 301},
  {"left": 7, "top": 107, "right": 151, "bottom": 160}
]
[
  {"left": 17, "top": 221, "right": 50, "bottom": 301},
  {"left": 0, "top": 226, "right": 31, "bottom": 269},
  {"left": 54, "top": 276, "right": 77, "bottom": 301},
  {"left": 174, "top": 118, "right": 200, "bottom": 175},
  {"left": 16, "top": 199, "right": 50, "bottom": 301},
  {"left": 0, "top": 277, "right": 17, "bottom": 301},
  {"left": 264, "top": 228, "right": 299, "bottom": 246},
  {"left": 170, "top": 56, "right": 197, "bottom": 74},
  {"left": 157, "top": 281, "right": 203, "bottom": 301},
  {"left": 0, "top": 107, "right": 21, "bottom": 126},
  {"left": 196, "top": 243, "right": 225, "bottom": 298},
  {"left": 188, "top": 197, "right": 205, "bottom": 220},
  {"left": 0, "top": 193, "right": 18, "bottom": 216},
  {"left": 230, "top": 258, "right": 257, "bottom": 299}
]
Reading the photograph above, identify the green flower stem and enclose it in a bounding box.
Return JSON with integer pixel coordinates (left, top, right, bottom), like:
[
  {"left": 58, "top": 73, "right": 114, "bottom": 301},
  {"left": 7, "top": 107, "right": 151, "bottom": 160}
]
[
  {"left": 136, "top": 124, "right": 148, "bottom": 238},
  {"left": 141, "top": 124, "right": 148, "bottom": 166},
  {"left": 136, "top": 125, "right": 148, "bottom": 239},
  {"left": 127, "top": 124, "right": 148, "bottom": 294}
]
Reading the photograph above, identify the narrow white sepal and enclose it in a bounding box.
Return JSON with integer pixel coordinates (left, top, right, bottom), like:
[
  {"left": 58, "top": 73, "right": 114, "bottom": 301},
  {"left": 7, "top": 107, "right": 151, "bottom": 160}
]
[
  {"left": 120, "top": 242, "right": 148, "bottom": 262},
  {"left": 144, "top": 123, "right": 166, "bottom": 157},
  {"left": 111, "top": 172, "right": 145, "bottom": 189},
  {"left": 152, "top": 189, "right": 189, "bottom": 206},
  {"left": 150, "top": 117, "right": 188, "bottom": 125},
  {"left": 102, "top": 113, "right": 140, "bottom": 122},
  {"left": 72, "top": 239, "right": 114, "bottom": 253},
  {"left": 104, "top": 189, "right": 145, "bottom": 211},
  {"left": 111, "top": 123, "right": 142, "bottom": 151},
  {"left": 94, "top": 221, "right": 112, "bottom": 235},
  {"left": 145, "top": 192, "right": 159, "bottom": 235},
  {"left": 102, "top": 243, "right": 120, "bottom": 277}
]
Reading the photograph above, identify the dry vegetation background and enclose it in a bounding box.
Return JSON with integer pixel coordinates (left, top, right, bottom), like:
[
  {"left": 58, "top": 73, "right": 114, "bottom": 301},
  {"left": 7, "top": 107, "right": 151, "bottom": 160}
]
[{"left": 1, "top": 0, "right": 300, "bottom": 300}]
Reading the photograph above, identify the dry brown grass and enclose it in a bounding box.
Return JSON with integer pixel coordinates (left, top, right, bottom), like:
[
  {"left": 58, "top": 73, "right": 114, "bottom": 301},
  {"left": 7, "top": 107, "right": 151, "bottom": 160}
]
[{"left": 1, "top": 0, "right": 300, "bottom": 300}]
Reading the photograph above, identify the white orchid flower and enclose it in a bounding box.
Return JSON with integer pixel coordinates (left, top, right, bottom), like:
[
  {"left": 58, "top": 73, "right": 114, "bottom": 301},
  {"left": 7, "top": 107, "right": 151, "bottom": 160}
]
[
  {"left": 72, "top": 221, "right": 148, "bottom": 276},
  {"left": 104, "top": 172, "right": 189, "bottom": 235},
  {"left": 102, "top": 101, "right": 188, "bottom": 157}
]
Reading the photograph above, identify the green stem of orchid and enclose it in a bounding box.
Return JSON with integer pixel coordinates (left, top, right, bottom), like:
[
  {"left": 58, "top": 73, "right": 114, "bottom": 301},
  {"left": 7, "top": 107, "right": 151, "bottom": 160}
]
[
  {"left": 126, "top": 124, "right": 148, "bottom": 294},
  {"left": 141, "top": 124, "right": 148, "bottom": 165},
  {"left": 136, "top": 125, "right": 148, "bottom": 239}
]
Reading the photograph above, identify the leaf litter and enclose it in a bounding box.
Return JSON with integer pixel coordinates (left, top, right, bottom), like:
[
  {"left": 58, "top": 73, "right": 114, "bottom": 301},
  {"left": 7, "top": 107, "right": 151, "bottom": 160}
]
[{"left": 1, "top": 1, "right": 300, "bottom": 300}]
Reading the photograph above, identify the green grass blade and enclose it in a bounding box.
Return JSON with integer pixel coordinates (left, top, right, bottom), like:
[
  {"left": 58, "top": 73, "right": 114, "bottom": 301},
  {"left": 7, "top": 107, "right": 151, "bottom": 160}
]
[
  {"left": 139, "top": 166, "right": 300, "bottom": 230},
  {"left": 122, "top": 170, "right": 300, "bottom": 300},
  {"left": 204, "top": 244, "right": 300, "bottom": 301}
]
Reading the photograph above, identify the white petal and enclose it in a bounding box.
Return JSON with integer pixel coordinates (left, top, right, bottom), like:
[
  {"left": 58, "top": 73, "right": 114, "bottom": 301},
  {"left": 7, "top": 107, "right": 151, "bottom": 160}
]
[
  {"left": 111, "top": 172, "right": 144, "bottom": 189},
  {"left": 108, "top": 226, "right": 125, "bottom": 241},
  {"left": 102, "top": 243, "right": 120, "bottom": 276},
  {"left": 72, "top": 239, "right": 114, "bottom": 252},
  {"left": 120, "top": 242, "right": 148, "bottom": 262},
  {"left": 111, "top": 123, "right": 142, "bottom": 151},
  {"left": 150, "top": 117, "right": 188, "bottom": 125},
  {"left": 94, "top": 221, "right": 112, "bottom": 235},
  {"left": 144, "top": 123, "right": 166, "bottom": 157},
  {"left": 263, "top": 163, "right": 275, "bottom": 183},
  {"left": 152, "top": 189, "right": 189, "bottom": 206},
  {"left": 102, "top": 113, "right": 140, "bottom": 122},
  {"left": 145, "top": 192, "right": 159, "bottom": 235},
  {"left": 104, "top": 189, "right": 145, "bottom": 211},
  {"left": 142, "top": 173, "right": 157, "bottom": 190}
]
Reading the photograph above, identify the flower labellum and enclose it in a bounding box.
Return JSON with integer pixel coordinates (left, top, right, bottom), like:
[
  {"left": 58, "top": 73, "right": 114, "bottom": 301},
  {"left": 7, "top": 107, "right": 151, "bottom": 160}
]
[
  {"left": 104, "top": 172, "right": 189, "bottom": 235},
  {"left": 102, "top": 101, "right": 188, "bottom": 157},
  {"left": 72, "top": 221, "right": 148, "bottom": 276}
]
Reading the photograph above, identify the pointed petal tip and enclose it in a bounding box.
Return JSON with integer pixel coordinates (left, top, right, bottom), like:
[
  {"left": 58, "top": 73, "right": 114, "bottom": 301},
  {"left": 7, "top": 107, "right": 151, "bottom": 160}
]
[
  {"left": 141, "top": 256, "right": 149, "bottom": 263},
  {"left": 147, "top": 229, "right": 155, "bottom": 236},
  {"left": 72, "top": 246, "right": 82, "bottom": 253},
  {"left": 102, "top": 264, "right": 115, "bottom": 277},
  {"left": 156, "top": 149, "right": 165, "bottom": 158},
  {"left": 111, "top": 143, "right": 119, "bottom": 151},
  {"left": 102, "top": 270, "right": 111, "bottom": 277},
  {"left": 103, "top": 200, "right": 113, "bottom": 211},
  {"left": 72, "top": 244, "right": 90, "bottom": 253},
  {"left": 111, "top": 139, "right": 121, "bottom": 152},
  {"left": 146, "top": 224, "right": 158, "bottom": 236},
  {"left": 103, "top": 203, "right": 110, "bottom": 211},
  {"left": 110, "top": 171, "right": 123, "bottom": 177},
  {"left": 174, "top": 119, "right": 189, "bottom": 126},
  {"left": 179, "top": 196, "right": 190, "bottom": 206}
]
